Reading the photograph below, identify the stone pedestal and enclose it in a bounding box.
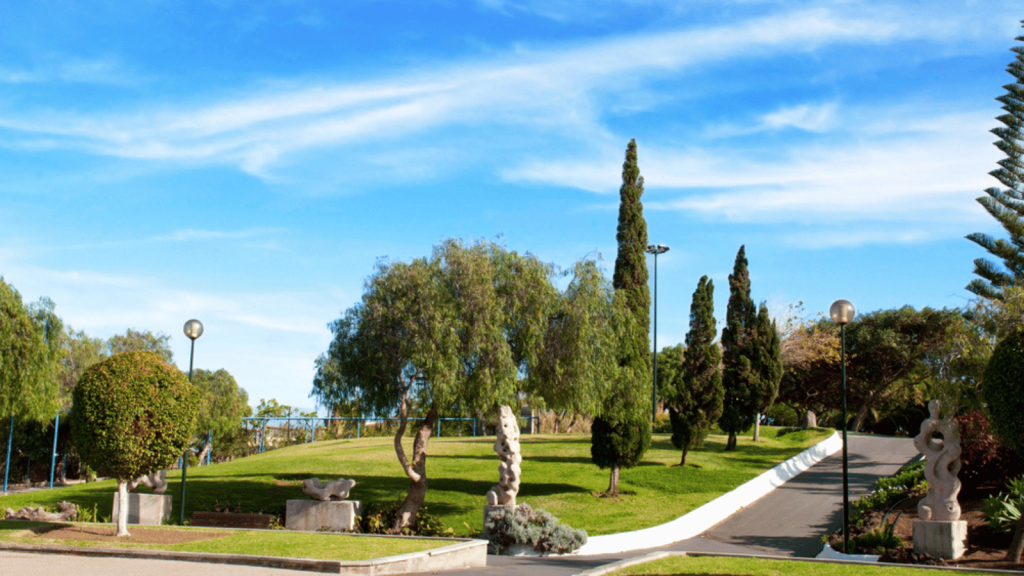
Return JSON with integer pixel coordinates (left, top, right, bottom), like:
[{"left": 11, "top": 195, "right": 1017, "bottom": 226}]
[
  {"left": 111, "top": 493, "right": 172, "bottom": 526},
  {"left": 913, "top": 519, "right": 967, "bottom": 560},
  {"left": 285, "top": 499, "right": 361, "bottom": 532}
]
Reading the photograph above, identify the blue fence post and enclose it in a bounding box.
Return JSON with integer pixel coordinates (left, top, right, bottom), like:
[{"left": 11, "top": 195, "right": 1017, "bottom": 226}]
[
  {"left": 437, "top": 418, "right": 441, "bottom": 438},
  {"left": 357, "top": 419, "right": 361, "bottom": 439},
  {"left": 206, "top": 430, "right": 212, "bottom": 465},
  {"left": 49, "top": 413, "right": 60, "bottom": 488},
  {"left": 260, "top": 419, "right": 267, "bottom": 454},
  {"left": 473, "top": 418, "right": 476, "bottom": 437},
  {"left": 3, "top": 416, "right": 13, "bottom": 493}
]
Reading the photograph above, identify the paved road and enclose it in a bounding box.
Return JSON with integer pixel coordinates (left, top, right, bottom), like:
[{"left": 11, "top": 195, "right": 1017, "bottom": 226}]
[{"left": 0, "top": 434, "right": 918, "bottom": 576}]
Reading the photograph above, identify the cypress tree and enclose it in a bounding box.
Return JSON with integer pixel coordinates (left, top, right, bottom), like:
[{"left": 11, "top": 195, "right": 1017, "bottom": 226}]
[
  {"left": 966, "top": 22, "right": 1024, "bottom": 300},
  {"left": 719, "top": 246, "right": 758, "bottom": 451},
  {"left": 751, "top": 303, "right": 782, "bottom": 442},
  {"left": 591, "top": 138, "right": 652, "bottom": 496},
  {"left": 667, "top": 276, "right": 723, "bottom": 465}
]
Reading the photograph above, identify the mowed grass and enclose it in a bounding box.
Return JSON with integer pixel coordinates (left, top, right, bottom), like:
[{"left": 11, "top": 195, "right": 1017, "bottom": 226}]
[
  {"left": 0, "top": 520, "right": 448, "bottom": 560},
  {"left": 0, "top": 427, "right": 830, "bottom": 537},
  {"left": 613, "top": 555, "right": 994, "bottom": 576}
]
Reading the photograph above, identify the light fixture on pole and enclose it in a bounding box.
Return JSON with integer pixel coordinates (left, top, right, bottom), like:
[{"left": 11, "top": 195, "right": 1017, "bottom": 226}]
[
  {"left": 180, "top": 319, "right": 203, "bottom": 525},
  {"left": 645, "top": 244, "right": 670, "bottom": 423},
  {"left": 830, "top": 299, "right": 856, "bottom": 554}
]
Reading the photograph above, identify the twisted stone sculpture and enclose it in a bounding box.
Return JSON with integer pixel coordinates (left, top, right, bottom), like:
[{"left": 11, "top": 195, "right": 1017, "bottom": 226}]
[
  {"left": 914, "top": 399, "right": 962, "bottom": 521},
  {"left": 486, "top": 405, "right": 522, "bottom": 506},
  {"left": 128, "top": 469, "right": 167, "bottom": 494},
  {"left": 302, "top": 477, "right": 356, "bottom": 501},
  {"left": 5, "top": 501, "right": 77, "bottom": 522}
]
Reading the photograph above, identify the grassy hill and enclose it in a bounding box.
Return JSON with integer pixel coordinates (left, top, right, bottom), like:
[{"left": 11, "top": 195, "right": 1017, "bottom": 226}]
[{"left": 0, "top": 427, "right": 830, "bottom": 536}]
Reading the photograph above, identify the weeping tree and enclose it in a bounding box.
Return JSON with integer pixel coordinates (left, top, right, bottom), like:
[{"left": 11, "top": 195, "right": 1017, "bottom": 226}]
[
  {"left": 664, "top": 276, "right": 723, "bottom": 465},
  {"left": 591, "top": 138, "right": 652, "bottom": 496},
  {"left": 190, "top": 369, "right": 250, "bottom": 464},
  {"left": 0, "top": 279, "right": 64, "bottom": 425},
  {"left": 70, "top": 351, "right": 198, "bottom": 537},
  {"left": 313, "top": 240, "right": 566, "bottom": 531}
]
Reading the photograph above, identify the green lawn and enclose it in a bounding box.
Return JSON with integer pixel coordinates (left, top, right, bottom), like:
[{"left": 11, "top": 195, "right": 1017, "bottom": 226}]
[
  {"left": 613, "top": 555, "right": 994, "bottom": 576},
  {"left": 0, "top": 427, "right": 829, "bottom": 537},
  {"left": 0, "top": 520, "right": 448, "bottom": 560}
]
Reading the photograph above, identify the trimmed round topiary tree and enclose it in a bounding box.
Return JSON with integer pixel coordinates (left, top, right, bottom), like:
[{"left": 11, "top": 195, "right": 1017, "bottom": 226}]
[
  {"left": 983, "top": 326, "right": 1024, "bottom": 562},
  {"left": 71, "top": 350, "right": 199, "bottom": 536}
]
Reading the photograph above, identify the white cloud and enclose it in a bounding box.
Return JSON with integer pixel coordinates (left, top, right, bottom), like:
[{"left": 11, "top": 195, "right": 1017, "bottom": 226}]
[
  {"left": 0, "top": 8, "right": 973, "bottom": 176},
  {"left": 762, "top": 102, "right": 838, "bottom": 132}
]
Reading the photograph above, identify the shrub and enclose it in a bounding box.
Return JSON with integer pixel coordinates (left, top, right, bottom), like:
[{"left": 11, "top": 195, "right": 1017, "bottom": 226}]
[
  {"left": 956, "top": 409, "right": 1024, "bottom": 490},
  {"left": 982, "top": 476, "right": 1024, "bottom": 535},
  {"left": 982, "top": 328, "right": 1024, "bottom": 460},
  {"left": 356, "top": 501, "right": 454, "bottom": 537},
  {"left": 484, "top": 503, "right": 587, "bottom": 556}
]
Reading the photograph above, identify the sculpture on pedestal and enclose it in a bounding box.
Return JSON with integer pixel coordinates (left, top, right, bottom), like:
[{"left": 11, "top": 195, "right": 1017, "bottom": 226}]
[
  {"left": 5, "top": 501, "right": 77, "bottom": 522},
  {"left": 486, "top": 405, "right": 521, "bottom": 507},
  {"left": 912, "top": 399, "right": 967, "bottom": 560},
  {"left": 914, "top": 399, "right": 962, "bottom": 521}
]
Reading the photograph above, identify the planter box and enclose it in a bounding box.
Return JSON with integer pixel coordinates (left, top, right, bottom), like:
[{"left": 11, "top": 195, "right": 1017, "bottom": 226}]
[
  {"left": 191, "top": 511, "right": 274, "bottom": 529},
  {"left": 111, "top": 493, "right": 172, "bottom": 526}
]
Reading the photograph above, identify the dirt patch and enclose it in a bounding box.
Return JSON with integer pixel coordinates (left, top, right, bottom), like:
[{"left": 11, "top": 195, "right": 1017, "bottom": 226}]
[{"left": 29, "top": 523, "right": 233, "bottom": 545}]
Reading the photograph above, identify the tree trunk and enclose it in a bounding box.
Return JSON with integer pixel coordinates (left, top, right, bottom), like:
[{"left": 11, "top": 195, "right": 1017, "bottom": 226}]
[
  {"left": 392, "top": 400, "right": 437, "bottom": 533},
  {"left": 197, "top": 436, "right": 211, "bottom": 466},
  {"left": 1008, "top": 513, "right": 1024, "bottom": 562},
  {"left": 679, "top": 446, "right": 688, "bottom": 466},
  {"left": 606, "top": 466, "right": 620, "bottom": 496},
  {"left": 753, "top": 414, "right": 761, "bottom": 442},
  {"left": 566, "top": 412, "right": 579, "bottom": 433},
  {"left": 851, "top": 403, "right": 870, "bottom": 433},
  {"left": 803, "top": 410, "right": 817, "bottom": 428},
  {"left": 116, "top": 480, "right": 130, "bottom": 537},
  {"left": 726, "top": 431, "right": 737, "bottom": 451}
]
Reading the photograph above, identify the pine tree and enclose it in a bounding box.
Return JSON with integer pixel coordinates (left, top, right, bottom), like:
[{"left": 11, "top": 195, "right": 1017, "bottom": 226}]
[
  {"left": 591, "top": 138, "right": 652, "bottom": 496},
  {"left": 966, "top": 22, "right": 1024, "bottom": 301},
  {"left": 719, "top": 246, "right": 758, "bottom": 451},
  {"left": 667, "top": 276, "right": 723, "bottom": 465},
  {"left": 751, "top": 303, "right": 782, "bottom": 442}
]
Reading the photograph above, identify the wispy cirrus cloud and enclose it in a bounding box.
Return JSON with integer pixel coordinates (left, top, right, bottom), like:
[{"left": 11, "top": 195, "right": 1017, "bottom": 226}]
[{"left": 0, "top": 8, "right": 973, "bottom": 177}]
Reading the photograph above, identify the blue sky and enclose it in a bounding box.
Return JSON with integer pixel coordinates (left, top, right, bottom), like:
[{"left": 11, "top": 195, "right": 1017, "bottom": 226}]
[{"left": 0, "top": 0, "right": 1019, "bottom": 413}]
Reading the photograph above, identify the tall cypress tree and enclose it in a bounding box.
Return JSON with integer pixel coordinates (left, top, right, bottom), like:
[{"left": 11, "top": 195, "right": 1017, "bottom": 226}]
[
  {"left": 667, "top": 276, "right": 723, "bottom": 465},
  {"left": 966, "top": 23, "right": 1024, "bottom": 301},
  {"left": 719, "top": 246, "right": 758, "bottom": 451},
  {"left": 591, "top": 138, "right": 652, "bottom": 496},
  {"left": 751, "top": 303, "right": 782, "bottom": 442}
]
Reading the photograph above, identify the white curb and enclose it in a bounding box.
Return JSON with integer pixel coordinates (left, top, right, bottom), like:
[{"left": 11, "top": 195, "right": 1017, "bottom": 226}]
[
  {"left": 575, "top": 431, "right": 843, "bottom": 555},
  {"left": 815, "top": 542, "right": 880, "bottom": 562}
]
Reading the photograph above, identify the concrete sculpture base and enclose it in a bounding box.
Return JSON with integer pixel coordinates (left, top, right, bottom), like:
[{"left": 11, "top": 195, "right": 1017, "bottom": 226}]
[
  {"left": 286, "top": 499, "right": 361, "bottom": 532},
  {"left": 913, "top": 519, "right": 967, "bottom": 560},
  {"left": 111, "top": 493, "right": 172, "bottom": 526}
]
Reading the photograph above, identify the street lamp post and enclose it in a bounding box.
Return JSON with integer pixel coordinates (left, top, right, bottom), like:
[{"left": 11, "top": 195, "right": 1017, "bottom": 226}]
[
  {"left": 830, "top": 299, "right": 856, "bottom": 554},
  {"left": 646, "top": 244, "right": 670, "bottom": 423},
  {"left": 180, "top": 319, "right": 204, "bottom": 525}
]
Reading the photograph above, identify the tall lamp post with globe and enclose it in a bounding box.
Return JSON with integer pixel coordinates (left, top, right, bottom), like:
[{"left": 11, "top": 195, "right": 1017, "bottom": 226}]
[
  {"left": 830, "top": 300, "right": 855, "bottom": 553},
  {"left": 645, "top": 244, "right": 669, "bottom": 422},
  {"left": 179, "top": 319, "right": 203, "bottom": 525}
]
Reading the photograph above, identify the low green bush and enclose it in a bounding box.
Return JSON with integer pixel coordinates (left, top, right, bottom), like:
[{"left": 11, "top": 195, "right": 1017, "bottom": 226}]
[
  {"left": 484, "top": 503, "right": 587, "bottom": 555},
  {"left": 356, "top": 501, "right": 454, "bottom": 537},
  {"left": 851, "top": 460, "right": 927, "bottom": 520},
  {"left": 982, "top": 476, "right": 1024, "bottom": 535}
]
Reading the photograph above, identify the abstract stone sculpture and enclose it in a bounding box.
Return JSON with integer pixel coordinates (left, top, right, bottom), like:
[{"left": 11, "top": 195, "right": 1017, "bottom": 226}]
[
  {"left": 5, "top": 501, "right": 77, "bottom": 522},
  {"left": 914, "top": 399, "right": 962, "bottom": 521},
  {"left": 486, "top": 405, "right": 522, "bottom": 507},
  {"left": 912, "top": 399, "right": 966, "bottom": 560},
  {"left": 128, "top": 469, "right": 167, "bottom": 495},
  {"left": 302, "top": 477, "right": 356, "bottom": 501}
]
